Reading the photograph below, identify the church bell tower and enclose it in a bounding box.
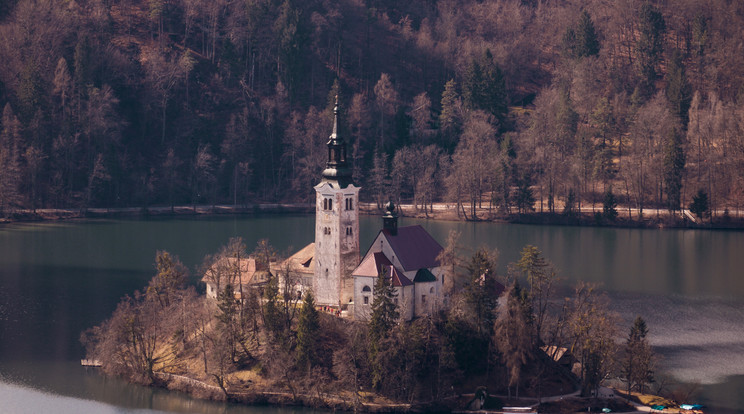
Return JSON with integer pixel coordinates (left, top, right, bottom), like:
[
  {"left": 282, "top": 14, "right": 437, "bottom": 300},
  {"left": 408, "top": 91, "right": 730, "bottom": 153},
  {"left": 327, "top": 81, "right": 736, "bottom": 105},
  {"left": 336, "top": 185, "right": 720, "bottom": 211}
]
[{"left": 313, "top": 97, "right": 360, "bottom": 308}]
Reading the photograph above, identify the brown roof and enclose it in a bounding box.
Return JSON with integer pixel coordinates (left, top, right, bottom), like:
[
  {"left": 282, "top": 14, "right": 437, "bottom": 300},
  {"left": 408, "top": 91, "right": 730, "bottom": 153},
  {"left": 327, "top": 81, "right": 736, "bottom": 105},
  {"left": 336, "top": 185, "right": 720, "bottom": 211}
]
[
  {"left": 278, "top": 242, "right": 315, "bottom": 275},
  {"left": 387, "top": 265, "right": 413, "bottom": 287},
  {"left": 379, "top": 225, "right": 443, "bottom": 271},
  {"left": 201, "top": 257, "right": 268, "bottom": 286},
  {"left": 352, "top": 253, "right": 412, "bottom": 287},
  {"left": 352, "top": 252, "right": 392, "bottom": 277}
]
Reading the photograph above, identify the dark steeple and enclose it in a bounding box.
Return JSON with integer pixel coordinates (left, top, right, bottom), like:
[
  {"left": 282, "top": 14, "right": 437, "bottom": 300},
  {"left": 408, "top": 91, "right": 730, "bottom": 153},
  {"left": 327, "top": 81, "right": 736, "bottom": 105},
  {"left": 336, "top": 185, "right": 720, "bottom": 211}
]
[
  {"left": 322, "top": 95, "right": 353, "bottom": 188},
  {"left": 382, "top": 199, "right": 398, "bottom": 236}
]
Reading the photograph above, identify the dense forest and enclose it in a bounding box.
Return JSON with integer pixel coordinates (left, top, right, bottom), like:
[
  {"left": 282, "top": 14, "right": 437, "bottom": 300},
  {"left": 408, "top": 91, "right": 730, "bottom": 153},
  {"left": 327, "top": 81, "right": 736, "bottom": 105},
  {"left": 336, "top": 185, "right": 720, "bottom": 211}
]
[{"left": 1, "top": 0, "right": 744, "bottom": 219}]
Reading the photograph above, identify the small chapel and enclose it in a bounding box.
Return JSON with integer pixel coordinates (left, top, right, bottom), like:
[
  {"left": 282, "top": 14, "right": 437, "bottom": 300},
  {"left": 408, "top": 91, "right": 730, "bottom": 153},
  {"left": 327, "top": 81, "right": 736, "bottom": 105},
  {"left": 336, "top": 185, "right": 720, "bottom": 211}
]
[{"left": 281, "top": 98, "right": 445, "bottom": 321}]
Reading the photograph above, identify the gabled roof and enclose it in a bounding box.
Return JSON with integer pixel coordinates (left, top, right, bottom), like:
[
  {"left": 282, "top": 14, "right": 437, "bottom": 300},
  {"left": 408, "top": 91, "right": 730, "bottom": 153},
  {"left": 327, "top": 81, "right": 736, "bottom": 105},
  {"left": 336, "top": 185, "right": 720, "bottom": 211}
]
[
  {"left": 201, "top": 257, "right": 269, "bottom": 286},
  {"left": 352, "top": 252, "right": 392, "bottom": 277},
  {"left": 351, "top": 254, "right": 412, "bottom": 287},
  {"left": 387, "top": 265, "right": 413, "bottom": 287},
  {"left": 413, "top": 268, "right": 437, "bottom": 283},
  {"left": 379, "top": 225, "right": 443, "bottom": 271},
  {"left": 279, "top": 242, "right": 315, "bottom": 275}
]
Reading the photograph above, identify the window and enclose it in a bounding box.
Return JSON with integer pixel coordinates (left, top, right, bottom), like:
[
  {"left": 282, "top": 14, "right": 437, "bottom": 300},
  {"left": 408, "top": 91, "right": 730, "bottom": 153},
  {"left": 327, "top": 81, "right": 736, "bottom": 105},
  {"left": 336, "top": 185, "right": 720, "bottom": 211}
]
[
  {"left": 430, "top": 287, "right": 434, "bottom": 294},
  {"left": 323, "top": 198, "right": 333, "bottom": 211},
  {"left": 421, "top": 294, "right": 426, "bottom": 304},
  {"left": 345, "top": 198, "right": 353, "bottom": 210},
  {"left": 363, "top": 296, "right": 369, "bottom": 305},
  {"left": 325, "top": 268, "right": 329, "bottom": 278},
  {"left": 362, "top": 285, "right": 371, "bottom": 292},
  {"left": 345, "top": 227, "right": 353, "bottom": 236},
  {"left": 328, "top": 199, "right": 333, "bottom": 210}
]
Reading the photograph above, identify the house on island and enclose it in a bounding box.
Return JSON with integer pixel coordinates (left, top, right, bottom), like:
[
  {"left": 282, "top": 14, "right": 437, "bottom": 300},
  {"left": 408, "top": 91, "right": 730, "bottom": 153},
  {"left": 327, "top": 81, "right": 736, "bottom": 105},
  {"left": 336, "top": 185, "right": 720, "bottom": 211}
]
[{"left": 201, "top": 257, "right": 271, "bottom": 299}]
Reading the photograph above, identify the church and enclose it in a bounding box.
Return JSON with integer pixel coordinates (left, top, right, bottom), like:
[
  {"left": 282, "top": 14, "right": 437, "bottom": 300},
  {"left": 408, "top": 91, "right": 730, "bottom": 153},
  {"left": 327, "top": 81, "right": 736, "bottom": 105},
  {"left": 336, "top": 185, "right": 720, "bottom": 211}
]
[{"left": 281, "top": 98, "right": 445, "bottom": 321}]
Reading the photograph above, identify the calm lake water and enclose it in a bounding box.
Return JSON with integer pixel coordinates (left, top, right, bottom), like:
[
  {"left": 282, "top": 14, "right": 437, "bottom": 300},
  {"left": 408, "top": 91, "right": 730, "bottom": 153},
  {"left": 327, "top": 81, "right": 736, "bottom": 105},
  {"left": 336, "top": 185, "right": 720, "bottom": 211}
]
[{"left": 0, "top": 215, "right": 742, "bottom": 413}]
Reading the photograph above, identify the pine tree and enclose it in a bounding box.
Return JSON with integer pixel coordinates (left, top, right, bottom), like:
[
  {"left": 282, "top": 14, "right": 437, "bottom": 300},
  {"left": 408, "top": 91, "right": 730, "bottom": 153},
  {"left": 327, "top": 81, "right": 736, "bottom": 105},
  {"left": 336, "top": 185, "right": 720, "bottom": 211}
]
[
  {"left": 462, "top": 51, "right": 508, "bottom": 129},
  {"left": 666, "top": 50, "right": 692, "bottom": 126},
  {"left": 368, "top": 269, "right": 398, "bottom": 389},
  {"left": 636, "top": 3, "right": 666, "bottom": 97},
  {"left": 464, "top": 247, "right": 499, "bottom": 336},
  {"left": 439, "top": 80, "right": 462, "bottom": 149},
  {"left": 603, "top": 187, "right": 618, "bottom": 221},
  {"left": 562, "top": 11, "right": 600, "bottom": 59},
  {"left": 575, "top": 10, "right": 600, "bottom": 58},
  {"left": 689, "top": 189, "right": 709, "bottom": 221},
  {"left": 296, "top": 291, "right": 320, "bottom": 370},
  {"left": 663, "top": 129, "right": 685, "bottom": 212},
  {"left": 623, "top": 316, "right": 653, "bottom": 395},
  {"left": 263, "top": 274, "right": 284, "bottom": 343},
  {"left": 494, "top": 281, "right": 533, "bottom": 400}
]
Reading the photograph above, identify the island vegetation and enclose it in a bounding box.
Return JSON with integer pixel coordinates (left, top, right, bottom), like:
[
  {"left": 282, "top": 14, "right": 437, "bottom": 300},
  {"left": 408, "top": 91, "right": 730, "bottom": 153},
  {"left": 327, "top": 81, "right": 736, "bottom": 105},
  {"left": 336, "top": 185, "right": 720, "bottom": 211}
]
[
  {"left": 82, "top": 236, "right": 686, "bottom": 412},
  {"left": 1, "top": 0, "right": 744, "bottom": 228}
]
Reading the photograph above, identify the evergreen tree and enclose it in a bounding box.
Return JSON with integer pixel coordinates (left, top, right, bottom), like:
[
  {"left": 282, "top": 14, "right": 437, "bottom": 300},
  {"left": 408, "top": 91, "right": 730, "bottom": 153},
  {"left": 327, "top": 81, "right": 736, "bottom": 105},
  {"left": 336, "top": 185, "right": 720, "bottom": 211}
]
[
  {"left": 0, "top": 104, "right": 23, "bottom": 214},
  {"left": 666, "top": 50, "right": 692, "bottom": 126},
  {"left": 623, "top": 316, "right": 653, "bottom": 395},
  {"left": 494, "top": 281, "right": 533, "bottom": 400},
  {"left": 464, "top": 247, "right": 499, "bottom": 336},
  {"left": 263, "top": 274, "right": 284, "bottom": 343},
  {"left": 439, "top": 79, "right": 462, "bottom": 149},
  {"left": 515, "top": 175, "right": 535, "bottom": 214},
  {"left": 516, "top": 245, "right": 555, "bottom": 342},
  {"left": 296, "top": 291, "right": 320, "bottom": 370},
  {"left": 146, "top": 250, "right": 188, "bottom": 308},
  {"left": 663, "top": 129, "right": 685, "bottom": 212},
  {"left": 575, "top": 10, "right": 600, "bottom": 58},
  {"left": 368, "top": 269, "right": 398, "bottom": 389},
  {"left": 462, "top": 51, "right": 508, "bottom": 129},
  {"left": 216, "top": 284, "right": 240, "bottom": 362},
  {"left": 689, "top": 189, "right": 709, "bottom": 221},
  {"left": 636, "top": 2, "right": 666, "bottom": 97},
  {"left": 603, "top": 187, "right": 618, "bottom": 221},
  {"left": 562, "top": 11, "right": 600, "bottom": 59}
]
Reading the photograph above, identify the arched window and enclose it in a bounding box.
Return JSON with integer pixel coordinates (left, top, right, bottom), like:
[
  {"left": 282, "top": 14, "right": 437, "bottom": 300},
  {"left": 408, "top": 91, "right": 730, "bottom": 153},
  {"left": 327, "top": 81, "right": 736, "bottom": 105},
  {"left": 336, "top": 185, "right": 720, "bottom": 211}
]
[
  {"left": 362, "top": 285, "right": 371, "bottom": 292},
  {"left": 323, "top": 199, "right": 327, "bottom": 210},
  {"left": 328, "top": 199, "right": 333, "bottom": 210},
  {"left": 430, "top": 287, "right": 434, "bottom": 294}
]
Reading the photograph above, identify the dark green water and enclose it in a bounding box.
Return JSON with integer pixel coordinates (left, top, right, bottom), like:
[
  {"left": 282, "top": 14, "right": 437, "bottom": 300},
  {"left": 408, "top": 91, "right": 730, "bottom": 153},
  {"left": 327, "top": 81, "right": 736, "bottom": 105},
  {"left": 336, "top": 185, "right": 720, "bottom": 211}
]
[{"left": 0, "top": 215, "right": 742, "bottom": 413}]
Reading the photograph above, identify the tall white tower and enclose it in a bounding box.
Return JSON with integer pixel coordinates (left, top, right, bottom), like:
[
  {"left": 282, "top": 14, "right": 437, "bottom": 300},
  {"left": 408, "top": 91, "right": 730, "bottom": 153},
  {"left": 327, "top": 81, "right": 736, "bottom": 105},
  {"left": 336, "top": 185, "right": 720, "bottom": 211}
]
[{"left": 313, "top": 97, "right": 360, "bottom": 307}]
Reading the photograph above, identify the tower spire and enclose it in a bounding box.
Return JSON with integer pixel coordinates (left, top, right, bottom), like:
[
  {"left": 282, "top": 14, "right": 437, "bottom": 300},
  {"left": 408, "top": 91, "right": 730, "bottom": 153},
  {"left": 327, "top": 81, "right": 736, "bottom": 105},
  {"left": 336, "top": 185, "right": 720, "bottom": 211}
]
[{"left": 322, "top": 94, "right": 352, "bottom": 187}]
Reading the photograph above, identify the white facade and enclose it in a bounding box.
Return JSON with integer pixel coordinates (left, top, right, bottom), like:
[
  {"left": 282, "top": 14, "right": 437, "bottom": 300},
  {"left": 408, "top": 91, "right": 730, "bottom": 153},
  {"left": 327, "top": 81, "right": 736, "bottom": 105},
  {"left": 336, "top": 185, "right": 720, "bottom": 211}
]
[
  {"left": 313, "top": 181, "right": 360, "bottom": 307},
  {"left": 351, "top": 228, "right": 444, "bottom": 320}
]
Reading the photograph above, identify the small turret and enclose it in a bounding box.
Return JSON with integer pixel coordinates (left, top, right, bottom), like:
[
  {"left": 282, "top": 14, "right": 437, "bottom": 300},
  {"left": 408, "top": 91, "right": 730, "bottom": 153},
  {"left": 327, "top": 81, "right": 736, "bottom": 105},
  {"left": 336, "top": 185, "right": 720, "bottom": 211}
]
[{"left": 383, "top": 199, "right": 398, "bottom": 236}]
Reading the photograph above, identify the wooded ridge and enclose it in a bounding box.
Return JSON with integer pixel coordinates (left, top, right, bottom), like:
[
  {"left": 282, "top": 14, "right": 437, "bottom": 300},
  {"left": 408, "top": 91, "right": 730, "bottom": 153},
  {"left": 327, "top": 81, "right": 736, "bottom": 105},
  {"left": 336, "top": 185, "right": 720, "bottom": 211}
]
[{"left": 1, "top": 0, "right": 743, "bottom": 222}]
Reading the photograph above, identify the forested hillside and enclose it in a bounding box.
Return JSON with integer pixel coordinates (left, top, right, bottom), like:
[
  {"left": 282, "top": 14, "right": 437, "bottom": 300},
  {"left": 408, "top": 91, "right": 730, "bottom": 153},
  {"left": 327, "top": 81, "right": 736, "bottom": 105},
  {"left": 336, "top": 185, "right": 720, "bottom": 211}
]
[{"left": 1, "top": 0, "right": 744, "bottom": 218}]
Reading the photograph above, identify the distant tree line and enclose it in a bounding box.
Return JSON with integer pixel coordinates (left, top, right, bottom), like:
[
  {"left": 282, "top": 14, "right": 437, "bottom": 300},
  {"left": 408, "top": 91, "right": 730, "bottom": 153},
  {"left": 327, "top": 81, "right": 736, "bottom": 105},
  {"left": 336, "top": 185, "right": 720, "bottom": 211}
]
[
  {"left": 83, "top": 236, "right": 661, "bottom": 405},
  {"left": 1, "top": 0, "right": 744, "bottom": 221}
]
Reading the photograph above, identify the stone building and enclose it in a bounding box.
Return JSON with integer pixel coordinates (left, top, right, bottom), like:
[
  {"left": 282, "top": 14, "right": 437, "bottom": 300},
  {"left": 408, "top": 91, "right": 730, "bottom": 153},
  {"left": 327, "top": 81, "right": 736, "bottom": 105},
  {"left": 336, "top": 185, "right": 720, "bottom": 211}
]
[
  {"left": 350, "top": 202, "right": 444, "bottom": 320},
  {"left": 281, "top": 97, "right": 444, "bottom": 320},
  {"left": 201, "top": 257, "right": 271, "bottom": 299}
]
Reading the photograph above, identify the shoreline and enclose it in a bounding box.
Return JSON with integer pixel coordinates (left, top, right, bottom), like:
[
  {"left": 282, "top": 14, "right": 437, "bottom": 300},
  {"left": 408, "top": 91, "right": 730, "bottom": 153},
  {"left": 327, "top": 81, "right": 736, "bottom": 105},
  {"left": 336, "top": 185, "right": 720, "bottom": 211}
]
[{"left": 4, "top": 202, "right": 741, "bottom": 231}]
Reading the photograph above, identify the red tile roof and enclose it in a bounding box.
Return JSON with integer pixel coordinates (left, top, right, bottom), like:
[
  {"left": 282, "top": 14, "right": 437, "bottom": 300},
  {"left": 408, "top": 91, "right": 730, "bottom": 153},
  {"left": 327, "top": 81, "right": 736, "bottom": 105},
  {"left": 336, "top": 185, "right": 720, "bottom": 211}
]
[{"left": 381, "top": 225, "right": 443, "bottom": 271}]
